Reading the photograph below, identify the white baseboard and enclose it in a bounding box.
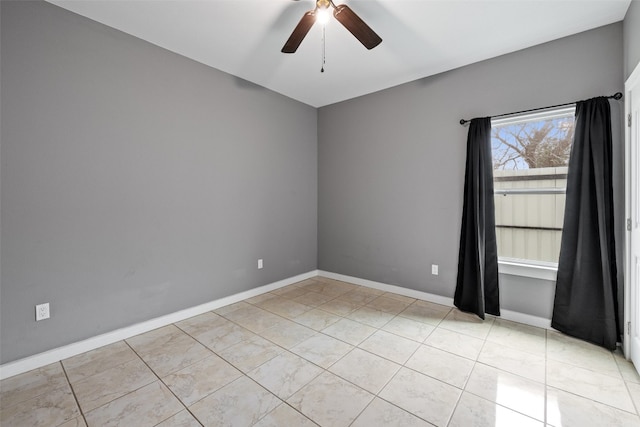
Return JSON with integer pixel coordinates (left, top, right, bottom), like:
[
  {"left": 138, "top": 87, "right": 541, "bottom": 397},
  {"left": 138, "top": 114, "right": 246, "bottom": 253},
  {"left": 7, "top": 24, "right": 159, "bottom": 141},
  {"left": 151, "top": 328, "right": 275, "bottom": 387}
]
[
  {"left": 0, "top": 270, "right": 318, "bottom": 380},
  {"left": 1, "top": 268, "right": 553, "bottom": 380},
  {"left": 318, "top": 270, "right": 552, "bottom": 330},
  {"left": 318, "top": 270, "right": 455, "bottom": 306},
  {"left": 499, "top": 309, "right": 552, "bottom": 329}
]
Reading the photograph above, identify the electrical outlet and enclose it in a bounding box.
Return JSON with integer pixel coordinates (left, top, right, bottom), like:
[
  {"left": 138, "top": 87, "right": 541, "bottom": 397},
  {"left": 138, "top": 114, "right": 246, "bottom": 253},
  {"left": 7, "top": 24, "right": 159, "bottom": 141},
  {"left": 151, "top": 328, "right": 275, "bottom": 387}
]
[
  {"left": 258, "top": 259, "right": 263, "bottom": 269},
  {"left": 35, "top": 303, "right": 50, "bottom": 321},
  {"left": 431, "top": 264, "right": 439, "bottom": 275}
]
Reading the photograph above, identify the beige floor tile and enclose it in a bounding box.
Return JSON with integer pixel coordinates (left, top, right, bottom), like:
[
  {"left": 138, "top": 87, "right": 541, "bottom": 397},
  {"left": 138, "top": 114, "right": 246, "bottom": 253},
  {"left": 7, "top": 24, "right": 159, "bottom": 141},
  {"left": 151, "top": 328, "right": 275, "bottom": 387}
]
[
  {"left": 355, "top": 286, "right": 386, "bottom": 297},
  {"left": 406, "top": 345, "right": 474, "bottom": 388},
  {"left": 62, "top": 341, "right": 138, "bottom": 384},
  {"left": 351, "top": 397, "right": 432, "bottom": 427},
  {"left": 486, "top": 318, "right": 546, "bottom": 355},
  {"left": 245, "top": 292, "right": 278, "bottom": 305},
  {"left": 213, "top": 301, "right": 251, "bottom": 316},
  {"left": 358, "top": 330, "right": 420, "bottom": 364},
  {"left": 126, "top": 325, "right": 185, "bottom": 354},
  {"left": 366, "top": 296, "right": 412, "bottom": 314},
  {"left": 439, "top": 309, "right": 494, "bottom": 340},
  {"left": 253, "top": 403, "right": 316, "bottom": 427},
  {"left": 85, "top": 381, "right": 182, "bottom": 427},
  {"left": 346, "top": 306, "right": 395, "bottom": 328},
  {"left": 248, "top": 351, "right": 323, "bottom": 399},
  {"left": 614, "top": 351, "right": 640, "bottom": 383},
  {"left": 478, "top": 341, "right": 545, "bottom": 383},
  {"left": 329, "top": 348, "right": 400, "bottom": 394},
  {"left": 217, "top": 335, "right": 283, "bottom": 373},
  {"left": 547, "top": 386, "right": 640, "bottom": 427},
  {"left": 316, "top": 299, "right": 361, "bottom": 316},
  {"left": 72, "top": 357, "right": 156, "bottom": 412},
  {"left": 336, "top": 289, "right": 379, "bottom": 306},
  {"left": 174, "top": 311, "right": 225, "bottom": 336},
  {"left": 0, "top": 362, "right": 68, "bottom": 410},
  {"left": 424, "top": 327, "right": 484, "bottom": 360},
  {"left": 379, "top": 367, "right": 461, "bottom": 427},
  {"left": 298, "top": 280, "right": 352, "bottom": 298},
  {"left": 465, "top": 363, "right": 545, "bottom": 421},
  {"left": 292, "top": 291, "right": 334, "bottom": 307},
  {"left": 382, "top": 292, "right": 417, "bottom": 304},
  {"left": 449, "top": 392, "right": 543, "bottom": 427},
  {"left": 155, "top": 410, "right": 201, "bottom": 427},
  {"left": 398, "top": 300, "right": 451, "bottom": 326},
  {"left": 293, "top": 308, "right": 342, "bottom": 331},
  {"left": 287, "top": 371, "right": 373, "bottom": 427},
  {"left": 177, "top": 313, "right": 256, "bottom": 352},
  {"left": 547, "top": 359, "right": 635, "bottom": 412},
  {"left": 627, "top": 381, "right": 640, "bottom": 411},
  {"left": 290, "top": 333, "right": 353, "bottom": 368},
  {"left": 222, "top": 304, "right": 288, "bottom": 333},
  {"left": 162, "top": 354, "right": 242, "bottom": 406},
  {"left": 547, "top": 330, "right": 620, "bottom": 378},
  {"left": 259, "top": 319, "right": 317, "bottom": 348},
  {"left": 256, "top": 297, "right": 312, "bottom": 319},
  {"left": 276, "top": 286, "right": 312, "bottom": 300},
  {"left": 128, "top": 326, "right": 212, "bottom": 377},
  {"left": 321, "top": 317, "right": 377, "bottom": 345},
  {"left": 58, "top": 417, "right": 87, "bottom": 427},
  {"left": 189, "top": 376, "right": 280, "bottom": 427},
  {"left": 0, "top": 383, "right": 80, "bottom": 427},
  {"left": 382, "top": 316, "right": 435, "bottom": 342}
]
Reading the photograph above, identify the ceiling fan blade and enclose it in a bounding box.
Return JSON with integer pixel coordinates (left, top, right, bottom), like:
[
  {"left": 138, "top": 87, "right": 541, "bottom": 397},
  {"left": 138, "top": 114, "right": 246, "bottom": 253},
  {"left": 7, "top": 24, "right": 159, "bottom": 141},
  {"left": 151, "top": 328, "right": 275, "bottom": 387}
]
[
  {"left": 333, "top": 4, "right": 382, "bottom": 50},
  {"left": 282, "top": 11, "right": 316, "bottom": 53}
]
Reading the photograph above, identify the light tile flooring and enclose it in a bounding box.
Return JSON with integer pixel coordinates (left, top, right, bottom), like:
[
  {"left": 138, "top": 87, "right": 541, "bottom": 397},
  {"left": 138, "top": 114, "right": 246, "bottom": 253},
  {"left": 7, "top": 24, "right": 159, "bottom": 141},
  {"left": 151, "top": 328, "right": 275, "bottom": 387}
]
[{"left": 2, "top": 277, "right": 640, "bottom": 426}]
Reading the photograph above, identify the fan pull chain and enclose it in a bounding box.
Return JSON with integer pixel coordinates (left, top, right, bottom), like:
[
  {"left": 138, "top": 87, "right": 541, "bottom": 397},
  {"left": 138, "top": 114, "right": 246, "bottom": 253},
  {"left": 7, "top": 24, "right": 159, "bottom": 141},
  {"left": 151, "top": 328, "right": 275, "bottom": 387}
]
[{"left": 321, "top": 27, "right": 325, "bottom": 73}]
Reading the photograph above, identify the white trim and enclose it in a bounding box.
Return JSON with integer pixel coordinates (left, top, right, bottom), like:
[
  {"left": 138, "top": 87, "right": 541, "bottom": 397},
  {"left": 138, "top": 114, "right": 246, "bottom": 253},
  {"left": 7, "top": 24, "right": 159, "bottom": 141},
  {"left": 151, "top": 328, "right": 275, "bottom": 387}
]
[
  {"left": 498, "top": 259, "right": 557, "bottom": 281},
  {"left": 625, "top": 62, "right": 640, "bottom": 359},
  {"left": 318, "top": 270, "right": 553, "bottom": 329},
  {"left": 491, "top": 105, "right": 575, "bottom": 127},
  {"left": 0, "top": 270, "right": 318, "bottom": 380},
  {"left": 318, "top": 270, "right": 454, "bottom": 306},
  {"left": 499, "top": 309, "right": 552, "bottom": 329}
]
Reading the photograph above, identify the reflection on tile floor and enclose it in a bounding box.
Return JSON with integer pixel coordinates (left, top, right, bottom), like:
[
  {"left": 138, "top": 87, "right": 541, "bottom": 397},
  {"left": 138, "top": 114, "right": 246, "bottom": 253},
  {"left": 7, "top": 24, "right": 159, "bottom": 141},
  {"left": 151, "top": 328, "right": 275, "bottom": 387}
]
[{"left": 2, "top": 277, "right": 640, "bottom": 426}]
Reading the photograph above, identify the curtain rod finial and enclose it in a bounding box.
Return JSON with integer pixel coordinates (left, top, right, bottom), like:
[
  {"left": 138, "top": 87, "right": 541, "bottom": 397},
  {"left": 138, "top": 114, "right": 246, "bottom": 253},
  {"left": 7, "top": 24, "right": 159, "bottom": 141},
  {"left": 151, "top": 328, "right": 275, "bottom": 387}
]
[
  {"left": 613, "top": 92, "right": 623, "bottom": 100},
  {"left": 460, "top": 119, "right": 468, "bottom": 125}
]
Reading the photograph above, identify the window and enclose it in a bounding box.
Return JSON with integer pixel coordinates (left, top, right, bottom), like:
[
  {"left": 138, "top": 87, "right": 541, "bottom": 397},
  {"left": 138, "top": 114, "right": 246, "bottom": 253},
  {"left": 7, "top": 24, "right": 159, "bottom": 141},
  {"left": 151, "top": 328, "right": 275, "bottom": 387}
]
[{"left": 491, "top": 107, "right": 576, "bottom": 268}]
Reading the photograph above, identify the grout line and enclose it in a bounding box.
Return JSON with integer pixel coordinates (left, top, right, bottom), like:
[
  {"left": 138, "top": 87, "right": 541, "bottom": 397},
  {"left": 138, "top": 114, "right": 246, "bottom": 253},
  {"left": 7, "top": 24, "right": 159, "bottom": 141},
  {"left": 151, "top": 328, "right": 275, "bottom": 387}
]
[
  {"left": 59, "top": 361, "right": 90, "bottom": 427},
  {"left": 122, "top": 340, "right": 204, "bottom": 427}
]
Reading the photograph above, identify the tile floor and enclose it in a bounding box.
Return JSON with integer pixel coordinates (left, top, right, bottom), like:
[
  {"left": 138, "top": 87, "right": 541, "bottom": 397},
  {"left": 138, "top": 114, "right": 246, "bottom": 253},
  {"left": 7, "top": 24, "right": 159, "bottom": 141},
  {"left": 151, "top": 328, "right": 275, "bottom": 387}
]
[{"left": 2, "top": 276, "right": 640, "bottom": 426}]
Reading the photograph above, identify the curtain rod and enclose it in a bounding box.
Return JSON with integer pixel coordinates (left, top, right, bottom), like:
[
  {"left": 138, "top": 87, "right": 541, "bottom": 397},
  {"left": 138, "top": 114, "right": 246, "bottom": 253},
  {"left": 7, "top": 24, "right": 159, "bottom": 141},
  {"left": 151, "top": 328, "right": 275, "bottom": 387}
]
[{"left": 459, "top": 92, "right": 623, "bottom": 125}]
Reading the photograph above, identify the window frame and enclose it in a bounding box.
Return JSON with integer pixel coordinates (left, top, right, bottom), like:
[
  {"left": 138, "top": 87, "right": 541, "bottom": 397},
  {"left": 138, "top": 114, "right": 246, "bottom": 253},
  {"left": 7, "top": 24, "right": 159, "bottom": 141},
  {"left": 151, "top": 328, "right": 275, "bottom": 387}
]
[{"left": 491, "top": 105, "right": 575, "bottom": 280}]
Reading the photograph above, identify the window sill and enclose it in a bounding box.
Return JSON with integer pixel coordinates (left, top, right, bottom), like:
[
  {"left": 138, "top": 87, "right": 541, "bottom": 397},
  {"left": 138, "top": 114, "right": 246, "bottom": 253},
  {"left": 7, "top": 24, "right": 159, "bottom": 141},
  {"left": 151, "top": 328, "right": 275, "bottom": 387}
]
[{"left": 498, "top": 258, "right": 558, "bottom": 281}]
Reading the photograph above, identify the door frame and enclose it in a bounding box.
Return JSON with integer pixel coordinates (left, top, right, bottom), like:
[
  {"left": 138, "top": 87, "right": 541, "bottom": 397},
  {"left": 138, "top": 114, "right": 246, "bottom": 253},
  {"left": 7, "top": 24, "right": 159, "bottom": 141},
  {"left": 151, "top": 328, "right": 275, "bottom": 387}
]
[{"left": 624, "top": 62, "right": 640, "bottom": 358}]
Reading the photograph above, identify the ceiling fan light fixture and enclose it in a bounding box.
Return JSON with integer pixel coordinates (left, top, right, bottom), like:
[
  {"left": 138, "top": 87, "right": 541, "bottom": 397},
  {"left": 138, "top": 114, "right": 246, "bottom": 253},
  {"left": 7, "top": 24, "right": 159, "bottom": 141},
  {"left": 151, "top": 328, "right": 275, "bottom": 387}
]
[
  {"left": 316, "top": 7, "right": 331, "bottom": 26},
  {"left": 281, "top": 0, "right": 381, "bottom": 54}
]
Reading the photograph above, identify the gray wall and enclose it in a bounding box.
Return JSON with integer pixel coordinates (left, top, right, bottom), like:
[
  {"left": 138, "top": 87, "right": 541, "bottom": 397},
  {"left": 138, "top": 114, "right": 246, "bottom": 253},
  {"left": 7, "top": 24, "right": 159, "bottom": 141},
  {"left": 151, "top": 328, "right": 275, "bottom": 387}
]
[
  {"left": 0, "top": 1, "right": 317, "bottom": 363},
  {"left": 624, "top": 0, "right": 640, "bottom": 80},
  {"left": 318, "top": 23, "right": 624, "bottom": 319}
]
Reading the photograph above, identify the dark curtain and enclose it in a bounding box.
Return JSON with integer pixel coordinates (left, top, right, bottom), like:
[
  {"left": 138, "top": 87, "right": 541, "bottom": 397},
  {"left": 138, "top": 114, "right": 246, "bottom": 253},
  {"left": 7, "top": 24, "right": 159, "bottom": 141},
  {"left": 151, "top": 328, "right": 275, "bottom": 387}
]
[
  {"left": 552, "top": 97, "right": 619, "bottom": 350},
  {"left": 455, "top": 117, "right": 500, "bottom": 319}
]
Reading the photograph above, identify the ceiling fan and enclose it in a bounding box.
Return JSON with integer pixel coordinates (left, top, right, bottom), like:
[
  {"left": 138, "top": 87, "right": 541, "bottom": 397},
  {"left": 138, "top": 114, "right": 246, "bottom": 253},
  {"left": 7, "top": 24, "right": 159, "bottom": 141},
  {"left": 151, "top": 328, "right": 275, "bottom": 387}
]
[{"left": 281, "top": 0, "right": 382, "bottom": 53}]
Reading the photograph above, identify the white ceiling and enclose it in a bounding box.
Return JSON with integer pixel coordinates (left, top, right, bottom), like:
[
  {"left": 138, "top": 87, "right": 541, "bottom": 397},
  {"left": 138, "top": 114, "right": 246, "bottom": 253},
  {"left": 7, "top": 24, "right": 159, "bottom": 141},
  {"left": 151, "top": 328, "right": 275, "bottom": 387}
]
[{"left": 48, "top": 0, "right": 631, "bottom": 107}]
